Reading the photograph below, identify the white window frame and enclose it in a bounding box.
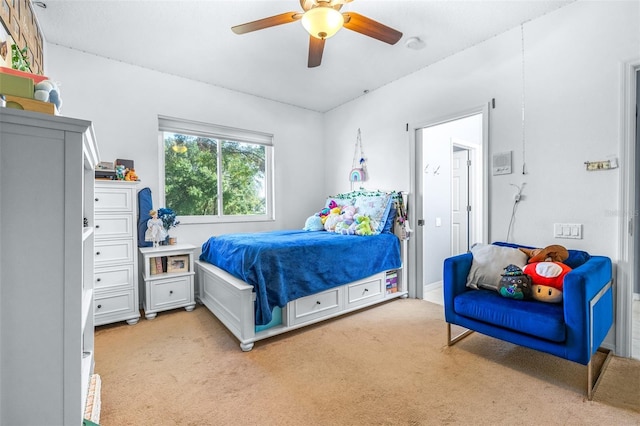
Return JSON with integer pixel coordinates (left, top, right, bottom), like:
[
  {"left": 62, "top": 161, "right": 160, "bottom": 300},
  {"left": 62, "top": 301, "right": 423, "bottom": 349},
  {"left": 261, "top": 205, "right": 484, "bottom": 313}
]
[{"left": 158, "top": 115, "right": 275, "bottom": 224}]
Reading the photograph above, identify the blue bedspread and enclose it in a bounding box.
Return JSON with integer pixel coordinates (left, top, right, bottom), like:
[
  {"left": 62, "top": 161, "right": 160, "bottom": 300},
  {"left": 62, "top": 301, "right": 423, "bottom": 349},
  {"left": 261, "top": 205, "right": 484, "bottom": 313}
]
[{"left": 200, "top": 230, "right": 401, "bottom": 325}]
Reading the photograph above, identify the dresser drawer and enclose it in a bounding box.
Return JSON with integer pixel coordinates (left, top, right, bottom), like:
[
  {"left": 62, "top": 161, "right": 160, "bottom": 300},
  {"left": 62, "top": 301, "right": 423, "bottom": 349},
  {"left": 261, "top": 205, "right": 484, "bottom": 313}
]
[
  {"left": 95, "top": 214, "right": 134, "bottom": 240},
  {"left": 291, "top": 287, "right": 343, "bottom": 325},
  {"left": 94, "top": 240, "right": 134, "bottom": 267},
  {"left": 95, "top": 264, "right": 134, "bottom": 291},
  {"left": 148, "top": 275, "right": 193, "bottom": 311},
  {"left": 347, "top": 276, "right": 385, "bottom": 308},
  {"left": 94, "top": 290, "right": 136, "bottom": 321},
  {"left": 95, "top": 186, "right": 134, "bottom": 212}
]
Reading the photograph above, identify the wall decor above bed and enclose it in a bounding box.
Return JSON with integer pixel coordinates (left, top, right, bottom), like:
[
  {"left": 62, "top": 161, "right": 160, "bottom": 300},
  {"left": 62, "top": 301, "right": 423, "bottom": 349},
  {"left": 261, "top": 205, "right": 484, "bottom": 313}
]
[{"left": 349, "top": 128, "right": 368, "bottom": 186}]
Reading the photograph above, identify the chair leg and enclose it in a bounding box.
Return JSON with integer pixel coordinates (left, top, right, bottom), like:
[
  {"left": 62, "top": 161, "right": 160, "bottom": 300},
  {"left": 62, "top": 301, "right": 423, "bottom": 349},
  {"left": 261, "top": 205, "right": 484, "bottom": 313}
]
[
  {"left": 447, "top": 323, "right": 474, "bottom": 346},
  {"left": 587, "top": 347, "right": 613, "bottom": 400}
]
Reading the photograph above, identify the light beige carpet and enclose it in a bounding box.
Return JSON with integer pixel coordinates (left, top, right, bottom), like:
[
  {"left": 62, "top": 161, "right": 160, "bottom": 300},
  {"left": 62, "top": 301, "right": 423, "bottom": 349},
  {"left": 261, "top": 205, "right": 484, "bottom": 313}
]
[{"left": 94, "top": 299, "right": 640, "bottom": 425}]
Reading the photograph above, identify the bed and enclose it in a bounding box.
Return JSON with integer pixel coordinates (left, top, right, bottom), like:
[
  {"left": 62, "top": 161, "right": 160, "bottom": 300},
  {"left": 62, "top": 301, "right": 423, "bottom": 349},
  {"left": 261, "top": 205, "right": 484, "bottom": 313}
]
[{"left": 195, "top": 190, "right": 409, "bottom": 351}]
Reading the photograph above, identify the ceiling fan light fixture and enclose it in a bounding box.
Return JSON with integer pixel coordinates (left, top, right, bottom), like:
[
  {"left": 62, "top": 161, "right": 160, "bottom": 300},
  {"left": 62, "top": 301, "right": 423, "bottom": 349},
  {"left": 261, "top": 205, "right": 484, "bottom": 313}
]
[{"left": 301, "top": 6, "right": 344, "bottom": 39}]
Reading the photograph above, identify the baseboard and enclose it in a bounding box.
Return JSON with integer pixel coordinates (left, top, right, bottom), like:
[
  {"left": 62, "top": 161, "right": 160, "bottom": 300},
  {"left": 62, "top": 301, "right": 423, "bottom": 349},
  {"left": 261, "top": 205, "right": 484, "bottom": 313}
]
[{"left": 424, "top": 281, "right": 443, "bottom": 292}]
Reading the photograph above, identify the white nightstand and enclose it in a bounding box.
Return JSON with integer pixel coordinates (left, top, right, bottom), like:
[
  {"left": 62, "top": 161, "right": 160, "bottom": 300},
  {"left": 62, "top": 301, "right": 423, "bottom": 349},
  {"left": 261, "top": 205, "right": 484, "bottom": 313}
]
[{"left": 138, "top": 243, "right": 197, "bottom": 319}]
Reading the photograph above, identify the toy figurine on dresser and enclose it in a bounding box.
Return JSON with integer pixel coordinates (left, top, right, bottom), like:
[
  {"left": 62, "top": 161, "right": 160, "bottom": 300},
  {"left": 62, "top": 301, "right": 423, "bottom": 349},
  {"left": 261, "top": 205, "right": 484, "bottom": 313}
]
[{"left": 145, "top": 210, "right": 167, "bottom": 247}]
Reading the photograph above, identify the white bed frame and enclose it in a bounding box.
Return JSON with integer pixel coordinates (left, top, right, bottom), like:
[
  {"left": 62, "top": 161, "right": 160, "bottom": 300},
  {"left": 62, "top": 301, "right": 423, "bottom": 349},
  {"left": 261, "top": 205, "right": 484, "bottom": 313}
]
[{"left": 195, "top": 240, "right": 407, "bottom": 351}]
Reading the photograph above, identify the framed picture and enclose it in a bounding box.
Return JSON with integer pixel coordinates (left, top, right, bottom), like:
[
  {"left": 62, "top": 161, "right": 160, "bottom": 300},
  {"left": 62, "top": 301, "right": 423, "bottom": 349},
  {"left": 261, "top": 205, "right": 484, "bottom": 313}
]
[{"left": 167, "top": 255, "right": 188, "bottom": 273}]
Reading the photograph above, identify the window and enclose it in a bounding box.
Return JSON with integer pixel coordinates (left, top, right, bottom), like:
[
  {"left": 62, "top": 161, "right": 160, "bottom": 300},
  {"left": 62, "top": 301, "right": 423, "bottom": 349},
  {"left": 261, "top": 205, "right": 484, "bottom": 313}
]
[{"left": 159, "top": 116, "right": 274, "bottom": 223}]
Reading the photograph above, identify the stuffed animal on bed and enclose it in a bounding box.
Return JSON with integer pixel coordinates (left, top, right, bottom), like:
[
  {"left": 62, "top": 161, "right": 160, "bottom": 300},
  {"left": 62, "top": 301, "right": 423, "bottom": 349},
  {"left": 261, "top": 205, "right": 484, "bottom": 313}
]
[
  {"left": 523, "top": 261, "right": 572, "bottom": 303},
  {"left": 354, "top": 214, "right": 374, "bottom": 236},
  {"left": 519, "top": 244, "right": 569, "bottom": 263},
  {"left": 324, "top": 207, "right": 343, "bottom": 232},
  {"left": 303, "top": 214, "right": 324, "bottom": 231},
  {"left": 497, "top": 264, "right": 532, "bottom": 300},
  {"left": 341, "top": 205, "right": 356, "bottom": 225}
]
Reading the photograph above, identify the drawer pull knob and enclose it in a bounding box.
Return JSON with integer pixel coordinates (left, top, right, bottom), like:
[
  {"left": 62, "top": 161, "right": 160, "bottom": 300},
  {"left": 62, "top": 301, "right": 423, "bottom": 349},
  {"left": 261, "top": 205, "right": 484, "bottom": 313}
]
[
  {"left": 95, "top": 225, "right": 100, "bottom": 229},
  {"left": 316, "top": 301, "right": 321, "bottom": 305},
  {"left": 97, "top": 304, "right": 102, "bottom": 309},
  {"left": 96, "top": 278, "right": 101, "bottom": 282},
  {"left": 169, "top": 290, "right": 173, "bottom": 295},
  {"left": 96, "top": 251, "right": 101, "bottom": 256},
  {"left": 95, "top": 198, "right": 99, "bottom": 202}
]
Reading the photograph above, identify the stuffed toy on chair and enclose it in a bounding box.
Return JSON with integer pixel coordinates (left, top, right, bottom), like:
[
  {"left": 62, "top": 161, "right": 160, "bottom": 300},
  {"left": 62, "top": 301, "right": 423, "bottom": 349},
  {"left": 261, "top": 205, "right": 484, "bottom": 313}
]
[
  {"left": 519, "top": 244, "right": 569, "bottom": 263},
  {"left": 497, "top": 264, "right": 532, "bottom": 300},
  {"left": 523, "top": 261, "right": 572, "bottom": 303}
]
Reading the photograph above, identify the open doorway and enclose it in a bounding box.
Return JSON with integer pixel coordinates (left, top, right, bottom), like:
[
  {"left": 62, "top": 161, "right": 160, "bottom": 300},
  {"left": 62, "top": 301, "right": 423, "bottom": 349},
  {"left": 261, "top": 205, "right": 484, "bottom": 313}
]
[
  {"left": 618, "top": 59, "right": 639, "bottom": 360},
  {"left": 413, "top": 111, "right": 487, "bottom": 305}
]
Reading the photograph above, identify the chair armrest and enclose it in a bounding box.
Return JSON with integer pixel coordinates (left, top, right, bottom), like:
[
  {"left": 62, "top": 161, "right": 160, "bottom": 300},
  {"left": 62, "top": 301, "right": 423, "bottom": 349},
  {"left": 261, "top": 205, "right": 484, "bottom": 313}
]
[
  {"left": 443, "top": 252, "right": 473, "bottom": 321},
  {"left": 563, "top": 255, "right": 613, "bottom": 363}
]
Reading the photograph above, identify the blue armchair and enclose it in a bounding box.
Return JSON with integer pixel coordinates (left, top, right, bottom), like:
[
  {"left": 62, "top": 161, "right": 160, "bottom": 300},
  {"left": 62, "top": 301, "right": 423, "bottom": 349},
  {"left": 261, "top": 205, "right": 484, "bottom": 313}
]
[{"left": 443, "top": 242, "right": 614, "bottom": 399}]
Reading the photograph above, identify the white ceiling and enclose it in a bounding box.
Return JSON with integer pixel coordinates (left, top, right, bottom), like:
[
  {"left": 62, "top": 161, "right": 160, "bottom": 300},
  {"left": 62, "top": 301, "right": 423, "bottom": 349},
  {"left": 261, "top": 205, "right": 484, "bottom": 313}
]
[{"left": 32, "top": 0, "right": 574, "bottom": 112}]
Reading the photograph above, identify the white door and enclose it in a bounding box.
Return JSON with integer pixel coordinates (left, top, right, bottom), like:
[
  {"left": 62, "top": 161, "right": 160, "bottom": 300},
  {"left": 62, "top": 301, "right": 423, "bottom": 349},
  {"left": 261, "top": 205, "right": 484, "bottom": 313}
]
[{"left": 451, "top": 148, "right": 470, "bottom": 255}]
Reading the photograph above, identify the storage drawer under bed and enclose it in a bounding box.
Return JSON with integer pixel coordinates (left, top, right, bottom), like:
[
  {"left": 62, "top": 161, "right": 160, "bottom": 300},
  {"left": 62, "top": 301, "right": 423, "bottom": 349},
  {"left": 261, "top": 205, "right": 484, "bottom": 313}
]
[{"left": 290, "top": 287, "right": 343, "bottom": 325}]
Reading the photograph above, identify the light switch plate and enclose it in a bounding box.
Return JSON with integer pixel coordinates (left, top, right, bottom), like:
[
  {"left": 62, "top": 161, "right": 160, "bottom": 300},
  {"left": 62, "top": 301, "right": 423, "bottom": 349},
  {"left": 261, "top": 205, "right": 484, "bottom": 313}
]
[{"left": 554, "top": 223, "right": 582, "bottom": 239}]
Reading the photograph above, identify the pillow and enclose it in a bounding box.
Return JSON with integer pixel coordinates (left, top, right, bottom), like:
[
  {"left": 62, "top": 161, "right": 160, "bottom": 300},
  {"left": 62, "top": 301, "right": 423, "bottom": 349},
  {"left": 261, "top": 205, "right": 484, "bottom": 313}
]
[
  {"left": 325, "top": 195, "right": 354, "bottom": 208},
  {"left": 466, "top": 243, "right": 528, "bottom": 291},
  {"left": 137, "top": 187, "right": 153, "bottom": 247},
  {"left": 382, "top": 205, "right": 396, "bottom": 234},
  {"left": 353, "top": 193, "right": 392, "bottom": 235},
  {"left": 564, "top": 250, "right": 590, "bottom": 269}
]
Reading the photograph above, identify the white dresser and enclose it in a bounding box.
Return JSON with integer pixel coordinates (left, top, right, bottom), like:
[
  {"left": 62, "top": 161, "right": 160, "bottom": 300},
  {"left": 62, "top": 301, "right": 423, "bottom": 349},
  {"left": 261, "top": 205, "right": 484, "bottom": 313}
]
[
  {"left": 0, "top": 108, "right": 99, "bottom": 425},
  {"left": 94, "top": 180, "right": 140, "bottom": 326}
]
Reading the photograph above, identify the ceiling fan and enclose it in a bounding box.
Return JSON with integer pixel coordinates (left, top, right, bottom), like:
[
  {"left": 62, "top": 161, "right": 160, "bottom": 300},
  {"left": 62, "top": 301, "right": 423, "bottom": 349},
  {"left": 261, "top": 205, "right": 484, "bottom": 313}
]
[{"left": 231, "top": 0, "right": 403, "bottom": 68}]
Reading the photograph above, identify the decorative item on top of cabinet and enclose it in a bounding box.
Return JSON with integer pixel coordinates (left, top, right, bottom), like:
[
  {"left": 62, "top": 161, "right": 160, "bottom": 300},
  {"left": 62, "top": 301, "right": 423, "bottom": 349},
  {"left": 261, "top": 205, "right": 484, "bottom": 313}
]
[{"left": 94, "top": 180, "right": 140, "bottom": 326}]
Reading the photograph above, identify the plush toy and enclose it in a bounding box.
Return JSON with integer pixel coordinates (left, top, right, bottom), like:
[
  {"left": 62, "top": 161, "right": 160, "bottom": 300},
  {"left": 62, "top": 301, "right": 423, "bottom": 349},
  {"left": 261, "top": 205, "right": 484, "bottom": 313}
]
[
  {"left": 33, "top": 79, "right": 62, "bottom": 111},
  {"left": 519, "top": 244, "right": 569, "bottom": 263},
  {"left": 323, "top": 207, "right": 343, "bottom": 232},
  {"left": 354, "top": 214, "right": 374, "bottom": 236},
  {"left": 334, "top": 221, "right": 354, "bottom": 235},
  {"left": 341, "top": 205, "right": 356, "bottom": 226},
  {"left": 497, "top": 264, "right": 532, "bottom": 300},
  {"left": 523, "top": 261, "right": 572, "bottom": 303},
  {"left": 303, "top": 215, "right": 324, "bottom": 231},
  {"left": 319, "top": 200, "right": 339, "bottom": 224},
  {"left": 125, "top": 168, "right": 139, "bottom": 181}
]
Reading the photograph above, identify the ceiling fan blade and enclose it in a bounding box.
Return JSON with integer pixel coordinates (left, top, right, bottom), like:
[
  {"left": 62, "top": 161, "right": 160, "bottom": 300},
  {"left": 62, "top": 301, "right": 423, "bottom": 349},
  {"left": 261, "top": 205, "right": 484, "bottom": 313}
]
[
  {"left": 232, "top": 12, "right": 302, "bottom": 35},
  {"left": 308, "top": 36, "right": 325, "bottom": 68},
  {"left": 342, "top": 12, "right": 403, "bottom": 45}
]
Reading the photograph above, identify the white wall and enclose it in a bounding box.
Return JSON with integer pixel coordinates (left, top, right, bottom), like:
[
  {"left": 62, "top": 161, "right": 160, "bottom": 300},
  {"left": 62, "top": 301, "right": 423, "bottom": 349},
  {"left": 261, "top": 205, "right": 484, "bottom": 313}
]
[
  {"left": 324, "top": 0, "right": 640, "bottom": 260},
  {"left": 44, "top": 44, "right": 325, "bottom": 248}
]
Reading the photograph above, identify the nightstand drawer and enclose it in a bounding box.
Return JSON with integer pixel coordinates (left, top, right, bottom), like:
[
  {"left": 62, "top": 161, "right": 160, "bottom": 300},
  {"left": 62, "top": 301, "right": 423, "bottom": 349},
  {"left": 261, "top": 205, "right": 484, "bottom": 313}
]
[
  {"left": 95, "top": 187, "right": 134, "bottom": 212},
  {"left": 347, "top": 276, "right": 384, "bottom": 308},
  {"left": 149, "top": 275, "right": 193, "bottom": 311},
  {"left": 95, "top": 214, "right": 134, "bottom": 240},
  {"left": 94, "top": 240, "right": 134, "bottom": 266},
  {"left": 94, "top": 290, "right": 136, "bottom": 318},
  {"left": 291, "top": 287, "right": 343, "bottom": 325},
  {"left": 95, "top": 264, "right": 134, "bottom": 291}
]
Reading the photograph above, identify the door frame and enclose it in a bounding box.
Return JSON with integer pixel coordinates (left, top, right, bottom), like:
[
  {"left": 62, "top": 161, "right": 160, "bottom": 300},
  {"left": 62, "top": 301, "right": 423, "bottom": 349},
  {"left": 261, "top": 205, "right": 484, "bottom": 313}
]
[
  {"left": 617, "top": 58, "right": 640, "bottom": 357},
  {"left": 408, "top": 104, "right": 490, "bottom": 299},
  {"left": 451, "top": 137, "right": 483, "bottom": 253}
]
